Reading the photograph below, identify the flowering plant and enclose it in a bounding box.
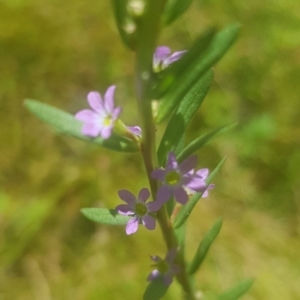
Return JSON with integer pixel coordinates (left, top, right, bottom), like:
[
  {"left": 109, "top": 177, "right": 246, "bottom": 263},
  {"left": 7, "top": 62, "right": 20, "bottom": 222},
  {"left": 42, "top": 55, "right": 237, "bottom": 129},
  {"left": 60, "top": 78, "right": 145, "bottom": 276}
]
[{"left": 24, "top": 0, "right": 254, "bottom": 299}]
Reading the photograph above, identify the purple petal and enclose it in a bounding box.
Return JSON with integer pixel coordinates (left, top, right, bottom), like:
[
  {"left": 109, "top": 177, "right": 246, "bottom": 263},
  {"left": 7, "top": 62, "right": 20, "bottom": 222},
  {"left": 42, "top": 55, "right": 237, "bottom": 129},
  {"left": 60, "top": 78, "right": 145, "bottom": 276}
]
[
  {"left": 113, "top": 106, "right": 122, "bottom": 120},
  {"left": 202, "top": 184, "right": 215, "bottom": 198},
  {"left": 147, "top": 199, "right": 164, "bottom": 212},
  {"left": 147, "top": 269, "right": 160, "bottom": 282},
  {"left": 81, "top": 123, "right": 101, "bottom": 137},
  {"left": 104, "top": 85, "right": 116, "bottom": 113},
  {"left": 142, "top": 215, "right": 156, "bottom": 230},
  {"left": 75, "top": 109, "right": 98, "bottom": 122},
  {"left": 126, "top": 217, "right": 139, "bottom": 235},
  {"left": 127, "top": 126, "right": 142, "bottom": 137},
  {"left": 115, "top": 204, "right": 134, "bottom": 215},
  {"left": 195, "top": 168, "right": 209, "bottom": 180},
  {"left": 153, "top": 46, "right": 171, "bottom": 65},
  {"left": 173, "top": 186, "right": 188, "bottom": 204},
  {"left": 118, "top": 189, "right": 137, "bottom": 206},
  {"left": 151, "top": 168, "right": 166, "bottom": 181},
  {"left": 164, "top": 50, "right": 187, "bottom": 67},
  {"left": 156, "top": 185, "right": 172, "bottom": 203},
  {"left": 87, "top": 91, "right": 104, "bottom": 113},
  {"left": 100, "top": 125, "right": 113, "bottom": 139},
  {"left": 166, "top": 152, "right": 178, "bottom": 170},
  {"left": 185, "top": 177, "right": 207, "bottom": 192},
  {"left": 138, "top": 188, "right": 150, "bottom": 203},
  {"left": 179, "top": 155, "right": 197, "bottom": 174}
]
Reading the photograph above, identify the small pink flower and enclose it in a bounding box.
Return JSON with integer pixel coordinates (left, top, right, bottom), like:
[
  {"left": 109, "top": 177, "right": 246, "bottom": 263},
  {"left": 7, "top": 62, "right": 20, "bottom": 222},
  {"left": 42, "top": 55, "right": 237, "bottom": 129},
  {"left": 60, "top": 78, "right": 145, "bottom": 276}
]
[
  {"left": 153, "top": 46, "right": 186, "bottom": 72},
  {"left": 75, "top": 85, "right": 121, "bottom": 139}
]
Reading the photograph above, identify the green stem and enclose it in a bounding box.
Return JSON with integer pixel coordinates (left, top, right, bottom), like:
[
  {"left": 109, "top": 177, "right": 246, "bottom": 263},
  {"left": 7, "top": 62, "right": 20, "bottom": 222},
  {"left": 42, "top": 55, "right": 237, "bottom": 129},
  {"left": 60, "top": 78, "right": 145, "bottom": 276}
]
[{"left": 134, "top": 1, "right": 196, "bottom": 298}]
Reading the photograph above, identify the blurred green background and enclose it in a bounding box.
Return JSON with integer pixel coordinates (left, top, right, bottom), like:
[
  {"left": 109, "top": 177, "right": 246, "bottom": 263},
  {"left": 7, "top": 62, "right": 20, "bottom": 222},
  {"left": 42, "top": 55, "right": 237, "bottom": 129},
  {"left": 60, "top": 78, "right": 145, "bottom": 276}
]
[{"left": 0, "top": 0, "right": 299, "bottom": 299}]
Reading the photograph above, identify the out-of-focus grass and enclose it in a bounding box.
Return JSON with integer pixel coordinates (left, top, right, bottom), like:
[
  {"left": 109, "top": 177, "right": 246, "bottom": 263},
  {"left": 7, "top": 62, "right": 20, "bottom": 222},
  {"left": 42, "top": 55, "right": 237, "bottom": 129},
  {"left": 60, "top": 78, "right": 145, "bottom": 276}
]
[{"left": 0, "top": 0, "right": 299, "bottom": 299}]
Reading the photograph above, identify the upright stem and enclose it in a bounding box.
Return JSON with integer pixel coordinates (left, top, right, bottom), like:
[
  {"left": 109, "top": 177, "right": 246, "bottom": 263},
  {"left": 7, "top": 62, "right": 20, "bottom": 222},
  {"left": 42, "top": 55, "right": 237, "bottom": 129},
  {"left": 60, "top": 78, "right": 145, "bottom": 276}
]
[{"left": 134, "top": 1, "right": 196, "bottom": 299}]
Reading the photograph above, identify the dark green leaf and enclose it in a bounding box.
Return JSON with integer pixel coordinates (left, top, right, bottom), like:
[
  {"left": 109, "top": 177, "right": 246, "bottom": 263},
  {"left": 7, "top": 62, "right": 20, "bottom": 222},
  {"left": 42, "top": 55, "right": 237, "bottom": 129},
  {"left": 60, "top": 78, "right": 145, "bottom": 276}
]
[
  {"left": 24, "top": 99, "right": 140, "bottom": 153},
  {"left": 143, "top": 277, "right": 169, "bottom": 300},
  {"left": 173, "top": 157, "right": 227, "bottom": 229},
  {"left": 81, "top": 208, "right": 131, "bottom": 225},
  {"left": 162, "top": 0, "right": 194, "bottom": 25},
  {"left": 157, "top": 70, "right": 214, "bottom": 166},
  {"left": 177, "top": 123, "right": 236, "bottom": 163},
  {"left": 111, "top": 0, "right": 136, "bottom": 50},
  {"left": 217, "top": 279, "right": 255, "bottom": 300},
  {"left": 156, "top": 23, "right": 240, "bottom": 123},
  {"left": 188, "top": 218, "right": 223, "bottom": 274}
]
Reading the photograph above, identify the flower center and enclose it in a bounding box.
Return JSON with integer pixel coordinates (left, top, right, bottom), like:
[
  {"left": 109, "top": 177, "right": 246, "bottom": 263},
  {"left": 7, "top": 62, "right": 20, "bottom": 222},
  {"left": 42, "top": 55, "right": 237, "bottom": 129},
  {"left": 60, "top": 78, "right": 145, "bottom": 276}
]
[
  {"left": 165, "top": 171, "right": 181, "bottom": 186},
  {"left": 103, "top": 115, "right": 112, "bottom": 126},
  {"left": 135, "top": 202, "right": 147, "bottom": 216}
]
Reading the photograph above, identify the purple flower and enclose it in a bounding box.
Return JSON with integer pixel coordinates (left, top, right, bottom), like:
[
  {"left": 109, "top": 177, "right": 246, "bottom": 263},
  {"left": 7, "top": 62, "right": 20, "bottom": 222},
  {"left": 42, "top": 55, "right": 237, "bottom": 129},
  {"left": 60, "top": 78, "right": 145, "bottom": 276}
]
[
  {"left": 152, "top": 152, "right": 209, "bottom": 205},
  {"left": 147, "top": 249, "right": 180, "bottom": 286},
  {"left": 127, "top": 125, "right": 142, "bottom": 137},
  {"left": 191, "top": 169, "right": 215, "bottom": 198},
  {"left": 115, "top": 188, "right": 163, "bottom": 235},
  {"left": 75, "top": 85, "right": 121, "bottom": 139},
  {"left": 153, "top": 46, "right": 186, "bottom": 72}
]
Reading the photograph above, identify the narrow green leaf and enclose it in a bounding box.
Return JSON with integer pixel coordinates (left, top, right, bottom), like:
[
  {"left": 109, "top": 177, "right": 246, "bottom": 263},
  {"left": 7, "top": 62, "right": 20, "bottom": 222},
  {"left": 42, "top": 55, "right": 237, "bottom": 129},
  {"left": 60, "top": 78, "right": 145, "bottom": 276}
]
[
  {"left": 24, "top": 99, "right": 139, "bottom": 153},
  {"left": 157, "top": 70, "right": 214, "bottom": 166},
  {"left": 173, "top": 157, "right": 227, "bottom": 229},
  {"left": 153, "top": 28, "right": 215, "bottom": 99},
  {"left": 111, "top": 0, "right": 136, "bottom": 50},
  {"left": 217, "top": 279, "right": 255, "bottom": 300},
  {"left": 81, "top": 208, "right": 131, "bottom": 225},
  {"left": 162, "top": 0, "right": 194, "bottom": 25},
  {"left": 143, "top": 277, "right": 169, "bottom": 300},
  {"left": 188, "top": 218, "right": 223, "bottom": 274},
  {"left": 177, "top": 123, "right": 236, "bottom": 163},
  {"left": 156, "top": 23, "right": 240, "bottom": 123}
]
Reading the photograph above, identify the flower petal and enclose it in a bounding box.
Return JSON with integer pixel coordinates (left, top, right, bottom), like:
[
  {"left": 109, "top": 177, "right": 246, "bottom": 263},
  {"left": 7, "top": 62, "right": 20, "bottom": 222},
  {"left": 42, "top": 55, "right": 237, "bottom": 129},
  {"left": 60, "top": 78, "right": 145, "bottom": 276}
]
[
  {"left": 104, "top": 85, "right": 116, "bottom": 112},
  {"left": 75, "top": 109, "right": 98, "bottom": 122},
  {"left": 164, "top": 50, "right": 187, "bottom": 67},
  {"left": 138, "top": 188, "right": 150, "bottom": 203},
  {"left": 174, "top": 186, "right": 188, "bottom": 204},
  {"left": 166, "top": 152, "right": 178, "bottom": 170},
  {"left": 142, "top": 215, "right": 156, "bottom": 230},
  {"left": 186, "top": 177, "right": 207, "bottom": 192},
  {"left": 87, "top": 91, "right": 104, "bottom": 113},
  {"left": 127, "top": 126, "right": 142, "bottom": 137},
  {"left": 81, "top": 123, "right": 101, "bottom": 137},
  {"left": 195, "top": 168, "right": 209, "bottom": 180},
  {"left": 147, "top": 199, "right": 163, "bottom": 212},
  {"left": 112, "top": 106, "right": 122, "bottom": 120},
  {"left": 179, "top": 155, "right": 197, "bottom": 174},
  {"left": 115, "top": 204, "right": 134, "bottom": 215},
  {"left": 126, "top": 217, "right": 139, "bottom": 235},
  {"left": 100, "top": 125, "right": 113, "bottom": 139},
  {"left": 147, "top": 269, "right": 160, "bottom": 282},
  {"left": 151, "top": 168, "right": 166, "bottom": 181},
  {"left": 153, "top": 46, "right": 171, "bottom": 66},
  {"left": 118, "top": 189, "right": 137, "bottom": 206},
  {"left": 156, "top": 185, "right": 172, "bottom": 204},
  {"left": 202, "top": 184, "right": 215, "bottom": 198}
]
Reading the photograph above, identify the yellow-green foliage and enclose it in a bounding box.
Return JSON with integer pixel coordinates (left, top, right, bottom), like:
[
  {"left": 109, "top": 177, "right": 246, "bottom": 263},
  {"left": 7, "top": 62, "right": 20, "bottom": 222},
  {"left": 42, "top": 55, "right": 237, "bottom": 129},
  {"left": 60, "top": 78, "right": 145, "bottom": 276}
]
[{"left": 0, "top": 0, "right": 299, "bottom": 299}]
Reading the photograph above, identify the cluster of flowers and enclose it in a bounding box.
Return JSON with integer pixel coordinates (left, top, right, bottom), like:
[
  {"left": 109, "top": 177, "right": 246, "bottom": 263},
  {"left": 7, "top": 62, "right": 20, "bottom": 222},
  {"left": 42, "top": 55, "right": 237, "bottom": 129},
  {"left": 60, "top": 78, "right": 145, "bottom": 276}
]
[{"left": 75, "top": 46, "right": 214, "bottom": 286}]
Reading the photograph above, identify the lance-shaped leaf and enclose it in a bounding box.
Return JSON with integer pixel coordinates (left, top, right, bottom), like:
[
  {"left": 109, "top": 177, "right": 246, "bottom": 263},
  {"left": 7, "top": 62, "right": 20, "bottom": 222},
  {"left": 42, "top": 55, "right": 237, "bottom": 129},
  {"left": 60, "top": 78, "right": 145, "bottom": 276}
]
[
  {"left": 24, "top": 100, "right": 140, "bottom": 153},
  {"left": 81, "top": 208, "right": 131, "bottom": 225},
  {"left": 156, "top": 23, "right": 240, "bottom": 123},
  {"left": 111, "top": 0, "right": 136, "bottom": 50},
  {"left": 153, "top": 28, "right": 215, "bottom": 99},
  {"left": 162, "top": 0, "right": 194, "bottom": 26},
  {"left": 177, "top": 122, "right": 236, "bottom": 163},
  {"left": 188, "top": 218, "right": 223, "bottom": 274},
  {"left": 143, "top": 277, "right": 169, "bottom": 300},
  {"left": 173, "top": 157, "right": 226, "bottom": 229},
  {"left": 157, "top": 70, "right": 214, "bottom": 166},
  {"left": 217, "top": 278, "right": 255, "bottom": 300}
]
